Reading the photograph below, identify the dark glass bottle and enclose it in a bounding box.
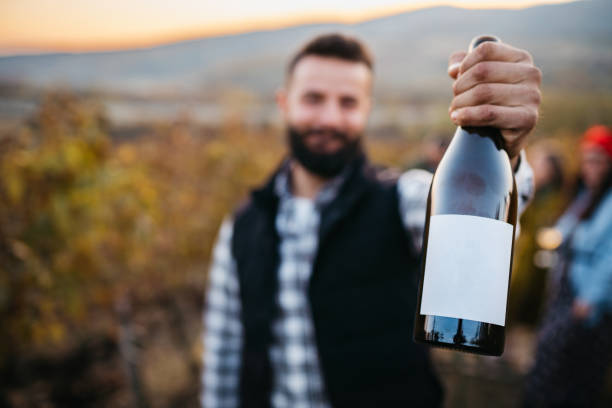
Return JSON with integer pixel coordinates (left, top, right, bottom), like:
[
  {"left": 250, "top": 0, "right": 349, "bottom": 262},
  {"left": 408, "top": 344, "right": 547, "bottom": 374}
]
[{"left": 413, "top": 36, "right": 518, "bottom": 356}]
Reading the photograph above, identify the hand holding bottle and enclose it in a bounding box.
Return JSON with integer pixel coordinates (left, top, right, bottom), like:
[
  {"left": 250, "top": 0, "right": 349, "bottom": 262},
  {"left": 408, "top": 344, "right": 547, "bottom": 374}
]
[
  {"left": 413, "top": 36, "right": 530, "bottom": 356},
  {"left": 447, "top": 41, "right": 542, "bottom": 160}
]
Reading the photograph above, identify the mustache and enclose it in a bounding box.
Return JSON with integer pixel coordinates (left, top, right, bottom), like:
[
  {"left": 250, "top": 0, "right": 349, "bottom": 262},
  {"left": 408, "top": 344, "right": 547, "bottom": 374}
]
[{"left": 301, "top": 128, "right": 350, "bottom": 143}]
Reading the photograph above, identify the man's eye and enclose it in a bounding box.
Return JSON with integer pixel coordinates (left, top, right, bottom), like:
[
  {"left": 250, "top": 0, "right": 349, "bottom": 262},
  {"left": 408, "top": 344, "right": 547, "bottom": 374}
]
[
  {"left": 303, "top": 94, "right": 323, "bottom": 104},
  {"left": 341, "top": 98, "right": 358, "bottom": 109}
]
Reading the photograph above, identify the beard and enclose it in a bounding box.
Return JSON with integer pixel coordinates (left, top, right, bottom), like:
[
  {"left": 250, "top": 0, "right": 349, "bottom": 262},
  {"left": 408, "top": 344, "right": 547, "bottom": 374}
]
[{"left": 288, "top": 126, "right": 363, "bottom": 178}]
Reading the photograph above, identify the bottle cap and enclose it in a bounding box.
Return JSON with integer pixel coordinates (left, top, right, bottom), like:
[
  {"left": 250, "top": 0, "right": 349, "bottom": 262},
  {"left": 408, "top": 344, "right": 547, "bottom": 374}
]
[{"left": 469, "top": 35, "right": 501, "bottom": 52}]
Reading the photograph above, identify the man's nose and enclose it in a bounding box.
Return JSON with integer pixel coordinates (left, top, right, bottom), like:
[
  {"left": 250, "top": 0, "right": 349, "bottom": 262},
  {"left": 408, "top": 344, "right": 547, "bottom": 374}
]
[{"left": 317, "top": 100, "right": 344, "bottom": 128}]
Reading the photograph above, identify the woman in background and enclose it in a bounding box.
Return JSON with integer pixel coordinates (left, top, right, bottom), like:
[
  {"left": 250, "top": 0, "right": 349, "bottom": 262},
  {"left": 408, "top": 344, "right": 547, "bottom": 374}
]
[{"left": 523, "top": 125, "right": 612, "bottom": 408}]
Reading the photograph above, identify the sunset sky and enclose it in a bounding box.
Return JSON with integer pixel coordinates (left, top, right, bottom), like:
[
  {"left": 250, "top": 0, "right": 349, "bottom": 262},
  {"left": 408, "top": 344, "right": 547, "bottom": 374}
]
[{"left": 1, "top": 0, "right": 575, "bottom": 54}]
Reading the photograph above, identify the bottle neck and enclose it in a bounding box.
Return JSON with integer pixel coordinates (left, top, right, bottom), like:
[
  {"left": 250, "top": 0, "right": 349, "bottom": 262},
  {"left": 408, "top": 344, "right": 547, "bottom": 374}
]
[{"left": 459, "top": 126, "right": 505, "bottom": 151}]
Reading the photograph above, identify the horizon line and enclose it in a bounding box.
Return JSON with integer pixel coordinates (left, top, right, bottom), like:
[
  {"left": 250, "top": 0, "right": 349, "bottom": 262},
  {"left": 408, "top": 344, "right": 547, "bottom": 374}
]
[{"left": 0, "top": 0, "right": 576, "bottom": 57}]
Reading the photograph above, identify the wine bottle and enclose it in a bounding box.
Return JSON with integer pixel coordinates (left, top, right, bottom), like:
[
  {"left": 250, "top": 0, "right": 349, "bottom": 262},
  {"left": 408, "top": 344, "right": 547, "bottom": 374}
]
[{"left": 413, "top": 35, "right": 518, "bottom": 356}]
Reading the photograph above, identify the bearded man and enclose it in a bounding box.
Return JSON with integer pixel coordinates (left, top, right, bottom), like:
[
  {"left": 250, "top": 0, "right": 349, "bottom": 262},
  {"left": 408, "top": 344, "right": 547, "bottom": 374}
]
[{"left": 202, "top": 33, "right": 540, "bottom": 408}]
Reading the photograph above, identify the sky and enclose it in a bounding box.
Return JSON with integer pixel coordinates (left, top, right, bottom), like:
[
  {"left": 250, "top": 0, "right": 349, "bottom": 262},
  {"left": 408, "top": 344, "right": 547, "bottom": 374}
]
[{"left": 1, "top": 0, "right": 575, "bottom": 54}]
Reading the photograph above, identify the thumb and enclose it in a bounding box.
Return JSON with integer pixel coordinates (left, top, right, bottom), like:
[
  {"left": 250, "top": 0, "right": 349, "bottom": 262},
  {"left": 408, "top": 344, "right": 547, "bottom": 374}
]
[{"left": 448, "top": 51, "right": 467, "bottom": 79}]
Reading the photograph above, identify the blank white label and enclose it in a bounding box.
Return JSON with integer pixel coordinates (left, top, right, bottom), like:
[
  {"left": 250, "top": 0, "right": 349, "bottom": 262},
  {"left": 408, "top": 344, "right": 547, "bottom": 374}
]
[{"left": 420, "top": 214, "right": 513, "bottom": 326}]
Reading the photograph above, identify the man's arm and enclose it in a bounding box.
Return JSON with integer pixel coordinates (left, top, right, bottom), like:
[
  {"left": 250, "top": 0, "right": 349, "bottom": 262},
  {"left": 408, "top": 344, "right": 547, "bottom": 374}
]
[{"left": 201, "top": 218, "right": 242, "bottom": 408}]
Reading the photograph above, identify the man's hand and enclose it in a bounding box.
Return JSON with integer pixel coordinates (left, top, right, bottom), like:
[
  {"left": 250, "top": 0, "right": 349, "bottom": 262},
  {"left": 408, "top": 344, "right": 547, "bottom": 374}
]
[{"left": 447, "top": 41, "right": 542, "bottom": 160}]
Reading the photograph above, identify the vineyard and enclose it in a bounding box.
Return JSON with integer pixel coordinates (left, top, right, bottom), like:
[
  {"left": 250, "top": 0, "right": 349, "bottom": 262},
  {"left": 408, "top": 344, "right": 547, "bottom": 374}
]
[{"left": 0, "top": 90, "right": 611, "bottom": 406}]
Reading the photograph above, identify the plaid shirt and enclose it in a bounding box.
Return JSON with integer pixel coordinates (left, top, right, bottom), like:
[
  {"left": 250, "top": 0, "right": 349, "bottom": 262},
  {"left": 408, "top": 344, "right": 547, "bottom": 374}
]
[{"left": 202, "top": 154, "right": 534, "bottom": 408}]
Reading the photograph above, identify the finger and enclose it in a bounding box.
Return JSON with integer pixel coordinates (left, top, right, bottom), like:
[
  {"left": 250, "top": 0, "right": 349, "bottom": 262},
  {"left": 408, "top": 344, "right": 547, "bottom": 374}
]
[
  {"left": 450, "top": 83, "right": 541, "bottom": 111},
  {"left": 459, "top": 42, "right": 533, "bottom": 76},
  {"left": 451, "top": 104, "right": 537, "bottom": 129},
  {"left": 448, "top": 51, "right": 467, "bottom": 79},
  {"left": 453, "top": 61, "right": 542, "bottom": 95}
]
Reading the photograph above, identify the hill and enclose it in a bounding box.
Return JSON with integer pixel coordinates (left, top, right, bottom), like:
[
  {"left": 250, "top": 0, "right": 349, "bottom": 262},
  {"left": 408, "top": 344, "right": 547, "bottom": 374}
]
[{"left": 0, "top": 0, "right": 611, "bottom": 99}]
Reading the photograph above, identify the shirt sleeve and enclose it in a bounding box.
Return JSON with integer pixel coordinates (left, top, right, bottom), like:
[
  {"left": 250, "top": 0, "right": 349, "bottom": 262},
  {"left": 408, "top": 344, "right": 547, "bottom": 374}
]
[
  {"left": 397, "top": 150, "right": 535, "bottom": 253},
  {"left": 397, "top": 168, "right": 433, "bottom": 253},
  {"left": 514, "top": 150, "right": 536, "bottom": 229},
  {"left": 201, "top": 218, "right": 243, "bottom": 408}
]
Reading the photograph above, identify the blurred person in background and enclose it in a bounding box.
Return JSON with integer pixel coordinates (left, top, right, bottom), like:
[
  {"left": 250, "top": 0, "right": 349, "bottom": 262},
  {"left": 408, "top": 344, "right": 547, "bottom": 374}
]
[
  {"left": 530, "top": 142, "right": 565, "bottom": 195},
  {"left": 523, "top": 125, "right": 612, "bottom": 408},
  {"left": 202, "top": 33, "right": 541, "bottom": 408},
  {"left": 406, "top": 132, "right": 450, "bottom": 173},
  {"left": 510, "top": 141, "right": 567, "bottom": 325}
]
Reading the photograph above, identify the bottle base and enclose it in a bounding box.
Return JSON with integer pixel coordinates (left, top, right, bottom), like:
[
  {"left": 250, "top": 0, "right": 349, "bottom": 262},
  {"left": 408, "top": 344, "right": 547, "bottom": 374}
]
[{"left": 414, "top": 337, "right": 504, "bottom": 356}]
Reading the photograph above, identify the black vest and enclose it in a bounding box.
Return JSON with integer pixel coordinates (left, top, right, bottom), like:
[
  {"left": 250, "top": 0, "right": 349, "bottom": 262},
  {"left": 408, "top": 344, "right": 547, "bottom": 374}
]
[{"left": 232, "top": 156, "right": 443, "bottom": 407}]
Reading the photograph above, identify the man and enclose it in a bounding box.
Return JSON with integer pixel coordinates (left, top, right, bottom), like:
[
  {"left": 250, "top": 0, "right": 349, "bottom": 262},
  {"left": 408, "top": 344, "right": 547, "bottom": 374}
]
[{"left": 202, "top": 33, "right": 539, "bottom": 407}]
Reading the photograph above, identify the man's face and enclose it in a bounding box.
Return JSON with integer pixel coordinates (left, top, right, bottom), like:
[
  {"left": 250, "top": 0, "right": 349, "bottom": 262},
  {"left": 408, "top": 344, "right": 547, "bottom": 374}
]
[{"left": 277, "top": 55, "right": 372, "bottom": 157}]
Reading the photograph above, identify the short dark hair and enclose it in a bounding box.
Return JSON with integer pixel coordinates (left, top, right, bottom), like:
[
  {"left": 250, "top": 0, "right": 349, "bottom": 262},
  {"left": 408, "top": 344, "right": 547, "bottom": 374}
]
[{"left": 287, "top": 33, "right": 374, "bottom": 76}]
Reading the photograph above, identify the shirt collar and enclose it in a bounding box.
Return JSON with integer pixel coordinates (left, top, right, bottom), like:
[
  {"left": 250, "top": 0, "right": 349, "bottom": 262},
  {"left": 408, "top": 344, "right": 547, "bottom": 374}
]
[{"left": 274, "top": 159, "right": 352, "bottom": 208}]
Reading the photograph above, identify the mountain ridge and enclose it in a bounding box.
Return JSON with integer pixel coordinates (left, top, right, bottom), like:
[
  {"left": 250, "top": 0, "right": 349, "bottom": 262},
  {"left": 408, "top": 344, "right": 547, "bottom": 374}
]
[{"left": 0, "top": 0, "right": 610, "bottom": 97}]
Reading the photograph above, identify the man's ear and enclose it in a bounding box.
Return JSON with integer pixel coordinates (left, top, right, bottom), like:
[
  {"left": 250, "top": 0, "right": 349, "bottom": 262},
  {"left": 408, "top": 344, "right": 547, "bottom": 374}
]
[{"left": 276, "top": 87, "right": 288, "bottom": 119}]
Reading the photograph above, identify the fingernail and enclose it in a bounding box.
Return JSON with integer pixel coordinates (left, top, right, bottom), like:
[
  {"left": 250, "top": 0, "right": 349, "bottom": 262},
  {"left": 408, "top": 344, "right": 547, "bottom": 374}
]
[
  {"left": 448, "top": 62, "right": 460, "bottom": 73},
  {"left": 450, "top": 110, "right": 459, "bottom": 121}
]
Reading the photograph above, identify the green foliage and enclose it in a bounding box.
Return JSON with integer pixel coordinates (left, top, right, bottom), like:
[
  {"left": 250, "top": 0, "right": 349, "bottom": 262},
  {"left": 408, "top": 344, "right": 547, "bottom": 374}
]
[
  {"left": 535, "top": 90, "right": 612, "bottom": 137},
  {"left": 2, "top": 89, "right": 611, "bottom": 405},
  {"left": 0, "top": 93, "right": 284, "bottom": 362},
  {"left": 1, "top": 94, "right": 152, "bottom": 353}
]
